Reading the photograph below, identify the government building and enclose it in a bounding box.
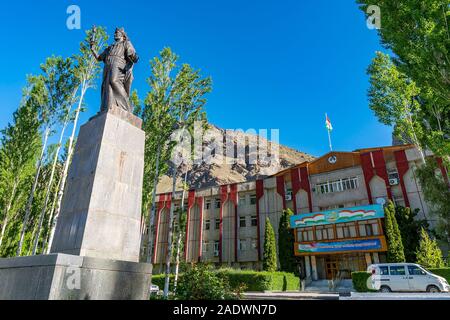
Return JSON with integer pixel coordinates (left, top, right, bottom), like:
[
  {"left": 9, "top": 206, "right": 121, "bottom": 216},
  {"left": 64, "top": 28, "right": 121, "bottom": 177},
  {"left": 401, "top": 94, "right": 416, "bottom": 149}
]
[{"left": 147, "top": 145, "right": 448, "bottom": 281}]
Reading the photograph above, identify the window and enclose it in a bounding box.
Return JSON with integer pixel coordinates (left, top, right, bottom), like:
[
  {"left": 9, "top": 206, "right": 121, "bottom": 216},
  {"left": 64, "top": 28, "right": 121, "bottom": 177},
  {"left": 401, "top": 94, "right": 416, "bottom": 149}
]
[
  {"left": 215, "top": 219, "right": 220, "bottom": 230},
  {"left": 214, "top": 241, "right": 220, "bottom": 257},
  {"left": 316, "top": 177, "right": 359, "bottom": 195},
  {"left": 239, "top": 196, "right": 246, "bottom": 206},
  {"left": 205, "top": 200, "right": 211, "bottom": 210},
  {"left": 336, "top": 223, "right": 357, "bottom": 239},
  {"left": 202, "top": 242, "right": 208, "bottom": 253},
  {"left": 251, "top": 216, "right": 258, "bottom": 227},
  {"left": 408, "top": 265, "right": 426, "bottom": 276},
  {"left": 239, "top": 217, "right": 246, "bottom": 228},
  {"left": 204, "top": 219, "right": 210, "bottom": 230},
  {"left": 238, "top": 239, "right": 245, "bottom": 251},
  {"left": 379, "top": 266, "right": 389, "bottom": 275},
  {"left": 315, "top": 225, "right": 334, "bottom": 240},
  {"left": 389, "top": 266, "right": 406, "bottom": 275},
  {"left": 250, "top": 194, "right": 257, "bottom": 205},
  {"left": 358, "top": 219, "right": 380, "bottom": 237},
  {"left": 251, "top": 239, "right": 258, "bottom": 249},
  {"left": 298, "top": 227, "right": 314, "bottom": 242}
]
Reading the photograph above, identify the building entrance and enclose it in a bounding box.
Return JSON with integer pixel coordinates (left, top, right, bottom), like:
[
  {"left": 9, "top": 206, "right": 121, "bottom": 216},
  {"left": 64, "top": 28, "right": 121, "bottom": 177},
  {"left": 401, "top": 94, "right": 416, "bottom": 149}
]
[{"left": 321, "top": 254, "right": 368, "bottom": 280}]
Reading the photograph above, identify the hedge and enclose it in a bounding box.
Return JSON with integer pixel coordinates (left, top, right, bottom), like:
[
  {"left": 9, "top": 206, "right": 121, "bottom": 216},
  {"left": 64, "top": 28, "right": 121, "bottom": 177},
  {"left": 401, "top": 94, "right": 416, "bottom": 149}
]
[
  {"left": 216, "top": 269, "right": 300, "bottom": 292},
  {"left": 429, "top": 268, "right": 450, "bottom": 283},
  {"left": 152, "top": 270, "right": 300, "bottom": 292},
  {"left": 351, "top": 272, "right": 377, "bottom": 292}
]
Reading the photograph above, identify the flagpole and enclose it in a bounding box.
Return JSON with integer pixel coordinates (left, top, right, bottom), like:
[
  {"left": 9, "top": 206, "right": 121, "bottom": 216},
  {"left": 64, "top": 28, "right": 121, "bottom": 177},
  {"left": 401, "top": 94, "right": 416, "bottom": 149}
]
[{"left": 325, "top": 113, "right": 333, "bottom": 151}]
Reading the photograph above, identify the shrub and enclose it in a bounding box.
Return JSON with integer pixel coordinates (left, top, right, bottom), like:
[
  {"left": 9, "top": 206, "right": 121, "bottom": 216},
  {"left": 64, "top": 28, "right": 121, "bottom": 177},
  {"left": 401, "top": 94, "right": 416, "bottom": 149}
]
[
  {"left": 416, "top": 228, "right": 445, "bottom": 268},
  {"left": 351, "top": 272, "right": 377, "bottom": 292},
  {"left": 175, "top": 264, "right": 240, "bottom": 300},
  {"left": 429, "top": 268, "right": 450, "bottom": 283},
  {"left": 151, "top": 274, "right": 175, "bottom": 290},
  {"left": 216, "top": 269, "right": 300, "bottom": 292},
  {"left": 384, "top": 201, "right": 406, "bottom": 262}
]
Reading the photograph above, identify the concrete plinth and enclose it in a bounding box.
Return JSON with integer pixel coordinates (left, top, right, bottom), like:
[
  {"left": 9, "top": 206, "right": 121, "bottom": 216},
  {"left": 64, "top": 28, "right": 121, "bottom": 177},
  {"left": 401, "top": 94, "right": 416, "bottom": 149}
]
[
  {"left": 0, "top": 108, "right": 151, "bottom": 300},
  {"left": 0, "top": 254, "right": 152, "bottom": 300},
  {"left": 50, "top": 107, "right": 145, "bottom": 262}
]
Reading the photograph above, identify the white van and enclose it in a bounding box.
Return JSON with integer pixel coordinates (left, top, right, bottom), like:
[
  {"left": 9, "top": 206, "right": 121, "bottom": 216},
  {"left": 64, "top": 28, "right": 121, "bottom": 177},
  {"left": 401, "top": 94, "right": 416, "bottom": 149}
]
[{"left": 366, "top": 263, "right": 449, "bottom": 293}]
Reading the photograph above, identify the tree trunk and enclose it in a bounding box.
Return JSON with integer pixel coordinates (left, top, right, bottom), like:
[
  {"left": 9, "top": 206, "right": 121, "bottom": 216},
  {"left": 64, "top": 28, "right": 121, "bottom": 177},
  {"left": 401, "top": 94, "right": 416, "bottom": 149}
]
[
  {"left": 46, "top": 87, "right": 86, "bottom": 253},
  {"left": 0, "top": 182, "right": 18, "bottom": 248},
  {"left": 32, "top": 117, "right": 69, "bottom": 255},
  {"left": 17, "top": 126, "right": 50, "bottom": 256},
  {"left": 173, "top": 169, "right": 189, "bottom": 291},
  {"left": 163, "top": 168, "right": 178, "bottom": 299},
  {"left": 145, "top": 145, "right": 161, "bottom": 263},
  {"left": 42, "top": 172, "right": 62, "bottom": 252}
]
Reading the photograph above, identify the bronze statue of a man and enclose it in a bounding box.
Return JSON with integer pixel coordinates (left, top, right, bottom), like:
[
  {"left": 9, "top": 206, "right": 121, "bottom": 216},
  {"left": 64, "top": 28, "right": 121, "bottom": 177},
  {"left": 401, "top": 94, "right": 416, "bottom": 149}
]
[{"left": 90, "top": 27, "right": 139, "bottom": 113}]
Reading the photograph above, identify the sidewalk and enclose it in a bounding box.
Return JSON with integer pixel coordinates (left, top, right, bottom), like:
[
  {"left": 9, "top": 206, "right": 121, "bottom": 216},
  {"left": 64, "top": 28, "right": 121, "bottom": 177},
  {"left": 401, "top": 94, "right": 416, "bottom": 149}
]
[
  {"left": 243, "top": 291, "right": 339, "bottom": 300},
  {"left": 339, "top": 292, "right": 450, "bottom": 300}
]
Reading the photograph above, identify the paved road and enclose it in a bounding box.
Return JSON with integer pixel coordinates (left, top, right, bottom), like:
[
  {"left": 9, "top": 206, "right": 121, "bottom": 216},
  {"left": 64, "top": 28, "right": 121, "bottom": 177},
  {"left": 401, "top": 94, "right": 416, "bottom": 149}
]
[
  {"left": 243, "top": 292, "right": 339, "bottom": 300},
  {"left": 243, "top": 291, "right": 450, "bottom": 300},
  {"left": 340, "top": 292, "right": 450, "bottom": 300}
]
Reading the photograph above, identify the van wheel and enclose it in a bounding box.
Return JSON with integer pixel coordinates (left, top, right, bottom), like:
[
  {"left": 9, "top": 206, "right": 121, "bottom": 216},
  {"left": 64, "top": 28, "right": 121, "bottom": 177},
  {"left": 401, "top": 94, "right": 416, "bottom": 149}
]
[
  {"left": 427, "top": 285, "right": 440, "bottom": 293},
  {"left": 380, "top": 286, "right": 391, "bottom": 293}
]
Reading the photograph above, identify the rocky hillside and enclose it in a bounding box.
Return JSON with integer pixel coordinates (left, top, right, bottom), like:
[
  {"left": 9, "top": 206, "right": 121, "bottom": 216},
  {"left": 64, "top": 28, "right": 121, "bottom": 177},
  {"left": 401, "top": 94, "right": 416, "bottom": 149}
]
[{"left": 156, "top": 124, "right": 314, "bottom": 193}]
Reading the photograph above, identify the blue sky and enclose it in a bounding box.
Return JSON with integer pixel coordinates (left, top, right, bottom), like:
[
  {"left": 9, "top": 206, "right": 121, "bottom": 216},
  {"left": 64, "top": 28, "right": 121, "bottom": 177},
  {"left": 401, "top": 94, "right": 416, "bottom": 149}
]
[{"left": 0, "top": 0, "right": 391, "bottom": 157}]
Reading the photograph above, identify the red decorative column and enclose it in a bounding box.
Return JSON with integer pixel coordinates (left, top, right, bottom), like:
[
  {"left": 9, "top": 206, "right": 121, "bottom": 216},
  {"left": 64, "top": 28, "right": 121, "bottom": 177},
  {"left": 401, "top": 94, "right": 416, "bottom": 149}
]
[
  {"left": 290, "top": 168, "right": 301, "bottom": 214},
  {"left": 219, "top": 185, "right": 228, "bottom": 263},
  {"left": 360, "top": 152, "right": 375, "bottom": 204},
  {"left": 196, "top": 196, "right": 204, "bottom": 262},
  {"left": 276, "top": 175, "right": 287, "bottom": 210},
  {"left": 229, "top": 184, "right": 238, "bottom": 262},
  {"left": 394, "top": 150, "right": 410, "bottom": 207},
  {"left": 437, "top": 157, "right": 450, "bottom": 187},
  {"left": 153, "top": 194, "right": 166, "bottom": 264},
  {"left": 299, "top": 167, "right": 313, "bottom": 213},
  {"left": 372, "top": 150, "right": 393, "bottom": 200},
  {"left": 255, "top": 179, "right": 264, "bottom": 261},
  {"left": 184, "top": 190, "right": 196, "bottom": 261}
]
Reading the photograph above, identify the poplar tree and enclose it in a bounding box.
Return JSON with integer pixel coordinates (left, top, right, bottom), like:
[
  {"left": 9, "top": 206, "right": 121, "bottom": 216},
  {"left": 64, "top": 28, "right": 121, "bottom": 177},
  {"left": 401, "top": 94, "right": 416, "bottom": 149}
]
[
  {"left": 416, "top": 228, "right": 445, "bottom": 268},
  {"left": 278, "top": 208, "right": 296, "bottom": 273},
  {"left": 384, "top": 201, "right": 406, "bottom": 263},
  {"left": 263, "top": 218, "right": 277, "bottom": 272},
  {"left": 0, "top": 94, "right": 41, "bottom": 253}
]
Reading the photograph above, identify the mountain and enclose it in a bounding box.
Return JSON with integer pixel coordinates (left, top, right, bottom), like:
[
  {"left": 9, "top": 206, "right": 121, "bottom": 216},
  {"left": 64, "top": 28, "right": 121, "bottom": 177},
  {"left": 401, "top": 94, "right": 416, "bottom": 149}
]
[{"left": 156, "top": 124, "right": 315, "bottom": 193}]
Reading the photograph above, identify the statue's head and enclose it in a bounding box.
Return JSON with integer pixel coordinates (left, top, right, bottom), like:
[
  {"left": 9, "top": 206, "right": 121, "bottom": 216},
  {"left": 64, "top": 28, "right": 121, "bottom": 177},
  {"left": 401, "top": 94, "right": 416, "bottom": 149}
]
[{"left": 114, "top": 27, "right": 128, "bottom": 42}]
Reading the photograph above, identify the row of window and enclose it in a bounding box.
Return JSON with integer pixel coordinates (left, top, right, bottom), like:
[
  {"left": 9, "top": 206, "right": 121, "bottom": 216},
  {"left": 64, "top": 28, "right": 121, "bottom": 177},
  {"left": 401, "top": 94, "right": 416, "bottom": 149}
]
[
  {"left": 204, "top": 216, "right": 258, "bottom": 230},
  {"left": 202, "top": 239, "right": 258, "bottom": 256},
  {"left": 315, "top": 177, "right": 359, "bottom": 195},
  {"left": 204, "top": 194, "right": 257, "bottom": 210},
  {"left": 297, "top": 219, "right": 381, "bottom": 242}
]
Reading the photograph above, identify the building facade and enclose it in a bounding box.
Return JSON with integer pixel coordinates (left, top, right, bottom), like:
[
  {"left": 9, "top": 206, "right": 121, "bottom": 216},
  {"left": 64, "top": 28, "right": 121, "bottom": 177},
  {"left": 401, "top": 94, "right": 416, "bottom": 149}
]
[{"left": 148, "top": 145, "right": 448, "bottom": 280}]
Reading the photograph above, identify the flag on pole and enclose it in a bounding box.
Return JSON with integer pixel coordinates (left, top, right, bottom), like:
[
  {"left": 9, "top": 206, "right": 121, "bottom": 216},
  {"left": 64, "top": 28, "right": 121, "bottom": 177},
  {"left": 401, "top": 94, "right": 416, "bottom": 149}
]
[{"left": 325, "top": 114, "right": 333, "bottom": 131}]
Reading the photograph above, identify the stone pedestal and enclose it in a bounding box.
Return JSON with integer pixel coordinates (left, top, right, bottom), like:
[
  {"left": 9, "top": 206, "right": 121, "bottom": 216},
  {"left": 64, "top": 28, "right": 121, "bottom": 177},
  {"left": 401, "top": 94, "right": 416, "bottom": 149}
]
[
  {"left": 0, "top": 108, "right": 152, "bottom": 300},
  {"left": 0, "top": 254, "right": 152, "bottom": 300}
]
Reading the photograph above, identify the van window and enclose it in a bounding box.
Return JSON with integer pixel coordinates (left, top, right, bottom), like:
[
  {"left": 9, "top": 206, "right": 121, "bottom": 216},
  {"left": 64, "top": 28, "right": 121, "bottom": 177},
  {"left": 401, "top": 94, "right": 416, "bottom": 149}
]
[
  {"left": 389, "top": 266, "right": 406, "bottom": 275},
  {"left": 379, "top": 266, "right": 389, "bottom": 275},
  {"left": 408, "top": 265, "right": 426, "bottom": 275}
]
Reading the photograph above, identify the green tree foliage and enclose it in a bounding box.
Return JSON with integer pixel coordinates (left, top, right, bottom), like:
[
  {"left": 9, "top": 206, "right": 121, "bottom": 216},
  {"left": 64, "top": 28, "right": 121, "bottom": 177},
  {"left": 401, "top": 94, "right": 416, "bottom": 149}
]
[
  {"left": 384, "top": 201, "right": 406, "bottom": 263},
  {"left": 263, "top": 218, "right": 277, "bottom": 272},
  {"left": 415, "top": 160, "right": 450, "bottom": 241},
  {"left": 394, "top": 206, "right": 429, "bottom": 262},
  {"left": 416, "top": 228, "right": 445, "bottom": 268},
  {"left": 357, "top": 0, "right": 450, "bottom": 158},
  {"left": 278, "top": 209, "right": 296, "bottom": 273},
  {"left": 367, "top": 52, "right": 425, "bottom": 161},
  {"left": 0, "top": 95, "right": 41, "bottom": 256},
  {"left": 175, "top": 264, "right": 239, "bottom": 300}
]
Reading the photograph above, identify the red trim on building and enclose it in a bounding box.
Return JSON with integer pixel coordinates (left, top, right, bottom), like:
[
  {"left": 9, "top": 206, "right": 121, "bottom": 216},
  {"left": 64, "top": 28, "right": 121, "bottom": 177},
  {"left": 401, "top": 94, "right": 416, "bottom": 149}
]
[
  {"left": 290, "top": 168, "right": 301, "bottom": 214},
  {"left": 255, "top": 179, "right": 264, "bottom": 261},
  {"left": 394, "top": 150, "right": 411, "bottom": 207},
  {"left": 437, "top": 157, "right": 450, "bottom": 187},
  {"left": 196, "top": 197, "right": 204, "bottom": 262},
  {"left": 229, "top": 184, "right": 238, "bottom": 262},
  {"left": 360, "top": 152, "right": 375, "bottom": 204},
  {"left": 184, "top": 190, "right": 196, "bottom": 261},
  {"left": 276, "top": 175, "right": 287, "bottom": 210},
  {"left": 372, "top": 150, "right": 393, "bottom": 200},
  {"left": 299, "top": 167, "right": 313, "bottom": 213},
  {"left": 219, "top": 185, "right": 228, "bottom": 264},
  {"left": 152, "top": 199, "right": 165, "bottom": 264}
]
